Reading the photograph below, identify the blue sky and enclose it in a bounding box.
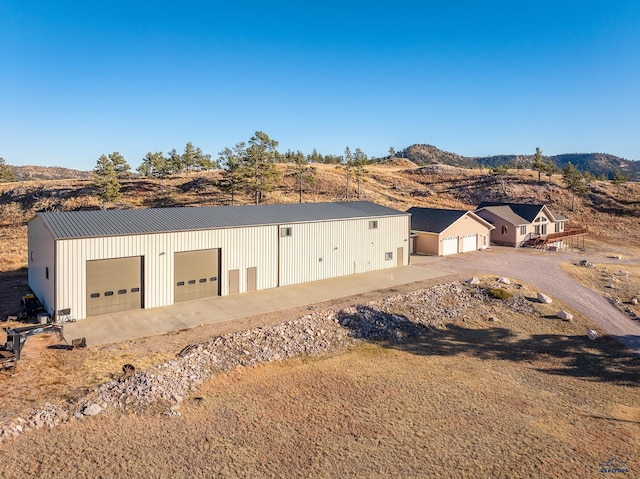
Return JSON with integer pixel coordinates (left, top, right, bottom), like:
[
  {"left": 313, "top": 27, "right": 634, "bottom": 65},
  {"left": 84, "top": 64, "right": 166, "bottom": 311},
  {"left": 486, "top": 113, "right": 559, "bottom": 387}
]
[{"left": 2, "top": 1, "right": 639, "bottom": 169}]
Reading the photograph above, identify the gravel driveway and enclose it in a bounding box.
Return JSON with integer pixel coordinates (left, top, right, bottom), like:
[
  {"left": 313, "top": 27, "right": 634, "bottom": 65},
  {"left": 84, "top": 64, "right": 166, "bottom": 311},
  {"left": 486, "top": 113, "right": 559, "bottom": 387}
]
[{"left": 414, "top": 247, "right": 640, "bottom": 354}]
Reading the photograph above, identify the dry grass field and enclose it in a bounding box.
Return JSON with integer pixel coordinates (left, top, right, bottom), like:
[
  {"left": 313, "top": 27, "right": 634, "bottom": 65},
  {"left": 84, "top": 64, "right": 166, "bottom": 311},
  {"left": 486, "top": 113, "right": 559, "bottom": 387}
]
[
  {"left": 0, "top": 163, "right": 638, "bottom": 477},
  {"left": 0, "top": 278, "right": 638, "bottom": 478}
]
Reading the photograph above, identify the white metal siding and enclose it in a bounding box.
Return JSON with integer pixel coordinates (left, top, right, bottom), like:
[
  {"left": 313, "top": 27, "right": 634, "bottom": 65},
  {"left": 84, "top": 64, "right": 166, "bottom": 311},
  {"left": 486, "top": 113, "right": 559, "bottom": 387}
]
[
  {"left": 27, "top": 216, "right": 56, "bottom": 316},
  {"left": 278, "top": 215, "right": 409, "bottom": 287},
  {"left": 55, "top": 225, "right": 278, "bottom": 320},
  {"left": 51, "top": 215, "right": 409, "bottom": 320}
]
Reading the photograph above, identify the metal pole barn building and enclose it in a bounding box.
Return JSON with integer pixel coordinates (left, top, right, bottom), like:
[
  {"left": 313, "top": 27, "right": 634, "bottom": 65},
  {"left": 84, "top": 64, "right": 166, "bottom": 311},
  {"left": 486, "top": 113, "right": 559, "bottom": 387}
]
[{"left": 27, "top": 201, "right": 410, "bottom": 321}]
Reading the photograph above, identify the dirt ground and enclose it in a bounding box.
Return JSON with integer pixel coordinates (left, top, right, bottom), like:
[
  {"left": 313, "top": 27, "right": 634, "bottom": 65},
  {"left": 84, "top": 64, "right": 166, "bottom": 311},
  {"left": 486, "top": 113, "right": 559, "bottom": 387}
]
[
  {"left": 0, "top": 170, "right": 638, "bottom": 477},
  {"left": 0, "top": 276, "right": 638, "bottom": 478}
]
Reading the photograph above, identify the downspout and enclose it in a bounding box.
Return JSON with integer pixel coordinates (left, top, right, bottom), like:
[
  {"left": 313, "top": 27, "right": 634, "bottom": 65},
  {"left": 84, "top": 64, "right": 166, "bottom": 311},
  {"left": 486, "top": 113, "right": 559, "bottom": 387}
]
[{"left": 276, "top": 225, "right": 280, "bottom": 288}]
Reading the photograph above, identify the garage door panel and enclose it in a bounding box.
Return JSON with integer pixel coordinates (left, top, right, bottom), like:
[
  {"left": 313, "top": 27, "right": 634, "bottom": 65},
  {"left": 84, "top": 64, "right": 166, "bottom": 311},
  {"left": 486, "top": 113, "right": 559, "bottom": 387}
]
[
  {"left": 462, "top": 234, "right": 478, "bottom": 253},
  {"left": 174, "top": 249, "right": 220, "bottom": 303},
  {"left": 442, "top": 237, "right": 458, "bottom": 256},
  {"left": 86, "top": 257, "right": 143, "bottom": 317}
]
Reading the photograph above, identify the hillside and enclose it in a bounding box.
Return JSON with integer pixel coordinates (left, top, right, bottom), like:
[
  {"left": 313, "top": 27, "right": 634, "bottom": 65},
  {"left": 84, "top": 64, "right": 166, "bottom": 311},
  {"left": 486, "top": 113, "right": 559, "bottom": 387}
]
[
  {"left": 400, "top": 145, "right": 640, "bottom": 180},
  {"left": 0, "top": 162, "right": 637, "bottom": 276},
  {"left": 10, "top": 165, "right": 91, "bottom": 181}
]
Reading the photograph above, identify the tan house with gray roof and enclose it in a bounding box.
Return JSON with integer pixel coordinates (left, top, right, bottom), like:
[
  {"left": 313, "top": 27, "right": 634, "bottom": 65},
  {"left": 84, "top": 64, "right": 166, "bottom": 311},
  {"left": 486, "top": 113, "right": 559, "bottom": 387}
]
[{"left": 474, "top": 202, "right": 582, "bottom": 249}]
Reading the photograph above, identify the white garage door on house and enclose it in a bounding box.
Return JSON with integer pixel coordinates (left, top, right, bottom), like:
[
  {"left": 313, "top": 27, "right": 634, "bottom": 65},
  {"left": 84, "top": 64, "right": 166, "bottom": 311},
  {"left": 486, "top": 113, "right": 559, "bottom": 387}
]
[
  {"left": 462, "top": 234, "right": 478, "bottom": 253},
  {"left": 86, "top": 256, "right": 143, "bottom": 317},
  {"left": 442, "top": 236, "right": 458, "bottom": 256}
]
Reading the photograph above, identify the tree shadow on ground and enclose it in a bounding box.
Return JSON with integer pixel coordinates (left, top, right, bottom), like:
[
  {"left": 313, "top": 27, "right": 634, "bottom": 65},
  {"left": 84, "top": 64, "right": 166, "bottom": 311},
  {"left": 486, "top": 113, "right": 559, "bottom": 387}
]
[{"left": 339, "top": 305, "right": 640, "bottom": 387}]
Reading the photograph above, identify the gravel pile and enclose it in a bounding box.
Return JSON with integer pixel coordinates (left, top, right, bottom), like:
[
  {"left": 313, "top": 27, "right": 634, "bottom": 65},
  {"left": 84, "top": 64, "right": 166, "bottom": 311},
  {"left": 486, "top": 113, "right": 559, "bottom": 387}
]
[{"left": 1, "top": 280, "right": 521, "bottom": 442}]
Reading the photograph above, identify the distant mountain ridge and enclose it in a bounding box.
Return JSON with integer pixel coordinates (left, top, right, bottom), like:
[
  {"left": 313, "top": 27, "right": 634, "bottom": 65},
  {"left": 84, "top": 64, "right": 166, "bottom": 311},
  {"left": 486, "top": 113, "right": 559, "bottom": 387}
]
[
  {"left": 4, "top": 145, "right": 640, "bottom": 182},
  {"left": 400, "top": 144, "right": 640, "bottom": 180},
  {"left": 10, "top": 165, "right": 91, "bottom": 181}
]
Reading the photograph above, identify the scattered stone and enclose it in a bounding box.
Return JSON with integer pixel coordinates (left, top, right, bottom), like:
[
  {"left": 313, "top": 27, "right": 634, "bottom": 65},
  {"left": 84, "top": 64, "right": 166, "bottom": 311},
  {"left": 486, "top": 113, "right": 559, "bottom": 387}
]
[
  {"left": 587, "top": 329, "right": 598, "bottom": 341},
  {"left": 607, "top": 255, "right": 621, "bottom": 260},
  {"left": 467, "top": 277, "right": 480, "bottom": 285},
  {"left": 82, "top": 403, "right": 103, "bottom": 417},
  {"left": 497, "top": 277, "right": 511, "bottom": 285},
  {"left": 489, "top": 316, "right": 499, "bottom": 322},
  {"left": 537, "top": 292, "right": 553, "bottom": 304},
  {"left": 632, "top": 298, "right": 638, "bottom": 305},
  {"left": 0, "top": 281, "right": 541, "bottom": 443},
  {"left": 617, "top": 270, "right": 629, "bottom": 277},
  {"left": 578, "top": 259, "right": 595, "bottom": 268},
  {"left": 606, "top": 284, "right": 615, "bottom": 289},
  {"left": 557, "top": 311, "right": 573, "bottom": 321}
]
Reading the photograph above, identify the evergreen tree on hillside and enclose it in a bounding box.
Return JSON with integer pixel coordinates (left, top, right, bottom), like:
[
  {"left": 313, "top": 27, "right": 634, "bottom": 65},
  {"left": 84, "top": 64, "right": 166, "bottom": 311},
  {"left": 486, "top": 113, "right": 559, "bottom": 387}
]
[
  {"left": 109, "top": 152, "right": 132, "bottom": 179},
  {"left": 562, "top": 162, "right": 587, "bottom": 211},
  {"left": 217, "top": 142, "right": 247, "bottom": 205},
  {"left": 244, "top": 131, "right": 281, "bottom": 204},
  {"left": 288, "top": 150, "right": 317, "bottom": 203},
  {"left": 93, "top": 154, "right": 122, "bottom": 208},
  {"left": 352, "top": 148, "right": 369, "bottom": 199},
  {"left": 167, "top": 149, "right": 184, "bottom": 176},
  {"left": 138, "top": 152, "right": 170, "bottom": 179},
  {"left": 336, "top": 147, "right": 354, "bottom": 200},
  {"left": 532, "top": 147, "right": 545, "bottom": 182},
  {"left": 611, "top": 169, "right": 629, "bottom": 197},
  {"left": 0, "top": 157, "right": 15, "bottom": 182}
]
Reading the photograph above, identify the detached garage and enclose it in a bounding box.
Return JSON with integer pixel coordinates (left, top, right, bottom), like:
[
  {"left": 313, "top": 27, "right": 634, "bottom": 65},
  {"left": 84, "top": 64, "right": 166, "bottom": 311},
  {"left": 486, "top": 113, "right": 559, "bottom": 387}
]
[
  {"left": 407, "top": 207, "right": 494, "bottom": 256},
  {"left": 28, "top": 201, "right": 410, "bottom": 321}
]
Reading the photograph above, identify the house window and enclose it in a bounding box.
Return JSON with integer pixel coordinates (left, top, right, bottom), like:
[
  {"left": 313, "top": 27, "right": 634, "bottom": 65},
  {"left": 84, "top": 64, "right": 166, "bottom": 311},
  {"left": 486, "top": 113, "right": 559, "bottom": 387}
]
[
  {"left": 369, "top": 220, "right": 378, "bottom": 229},
  {"left": 501, "top": 226, "right": 508, "bottom": 235},
  {"left": 520, "top": 226, "right": 526, "bottom": 235},
  {"left": 45, "top": 266, "right": 49, "bottom": 280},
  {"left": 280, "top": 227, "right": 293, "bottom": 237},
  {"left": 385, "top": 252, "right": 393, "bottom": 261},
  {"left": 541, "top": 224, "right": 547, "bottom": 235},
  {"left": 555, "top": 223, "right": 561, "bottom": 233}
]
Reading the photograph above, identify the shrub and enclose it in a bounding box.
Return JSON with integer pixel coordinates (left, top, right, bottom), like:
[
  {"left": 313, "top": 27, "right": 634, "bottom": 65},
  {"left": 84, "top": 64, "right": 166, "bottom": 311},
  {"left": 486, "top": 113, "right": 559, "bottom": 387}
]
[{"left": 488, "top": 288, "right": 512, "bottom": 300}]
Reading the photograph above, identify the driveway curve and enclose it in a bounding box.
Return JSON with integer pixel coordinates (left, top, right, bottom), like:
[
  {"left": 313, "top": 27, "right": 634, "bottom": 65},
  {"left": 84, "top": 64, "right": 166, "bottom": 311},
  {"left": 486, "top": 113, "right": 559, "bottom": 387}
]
[{"left": 417, "top": 247, "right": 640, "bottom": 354}]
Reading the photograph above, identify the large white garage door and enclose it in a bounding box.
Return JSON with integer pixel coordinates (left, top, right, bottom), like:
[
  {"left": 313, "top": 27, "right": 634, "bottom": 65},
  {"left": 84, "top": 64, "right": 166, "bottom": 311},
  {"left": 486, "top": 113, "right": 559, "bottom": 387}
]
[
  {"left": 462, "top": 234, "right": 478, "bottom": 253},
  {"left": 442, "top": 237, "right": 458, "bottom": 256}
]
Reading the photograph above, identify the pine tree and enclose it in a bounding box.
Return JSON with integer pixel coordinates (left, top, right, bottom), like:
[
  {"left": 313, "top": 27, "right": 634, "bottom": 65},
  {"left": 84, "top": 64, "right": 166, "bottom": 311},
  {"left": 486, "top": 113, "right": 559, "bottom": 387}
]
[
  {"left": 611, "top": 169, "right": 629, "bottom": 197},
  {"left": 109, "top": 152, "right": 131, "bottom": 179},
  {"left": 138, "top": 152, "right": 169, "bottom": 179},
  {"left": 352, "top": 148, "right": 369, "bottom": 198},
  {"left": 0, "top": 157, "right": 15, "bottom": 183},
  {"left": 335, "top": 147, "right": 354, "bottom": 200},
  {"left": 93, "top": 154, "right": 122, "bottom": 208},
  {"left": 217, "top": 142, "right": 247, "bottom": 205},
  {"left": 562, "top": 162, "right": 587, "bottom": 211},
  {"left": 243, "top": 131, "right": 281, "bottom": 204},
  {"left": 167, "top": 149, "right": 184, "bottom": 176},
  {"left": 532, "top": 147, "right": 545, "bottom": 182},
  {"left": 288, "top": 150, "right": 317, "bottom": 203}
]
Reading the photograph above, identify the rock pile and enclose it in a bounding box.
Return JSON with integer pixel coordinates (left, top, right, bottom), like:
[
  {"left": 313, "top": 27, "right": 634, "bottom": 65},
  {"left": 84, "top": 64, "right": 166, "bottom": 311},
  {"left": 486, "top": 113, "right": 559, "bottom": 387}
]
[{"left": 0, "top": 280, "right": 535, "bottom": 443}]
